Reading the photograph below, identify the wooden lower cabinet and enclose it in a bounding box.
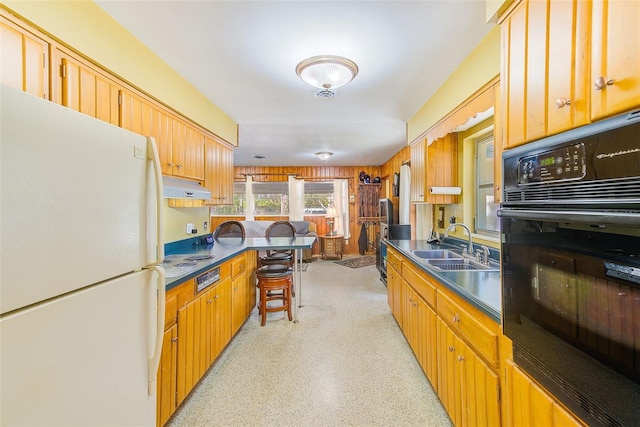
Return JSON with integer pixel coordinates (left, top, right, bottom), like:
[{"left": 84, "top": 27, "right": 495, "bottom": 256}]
[
  {"left": 157, "top": 251, "right": 257, "bottom": 426},
  {"left": 503, "top": 359, "right": 584, "bottom": 427},
  {"left": 176, "top": 276, "right": 231, "bottom": 405},
  {"left": 390, "top": 250, "right": 500, "bottom": 427},
  {"left": 402, "top": 280, "right": 438, "bottom": 387},
  {"left": 437, "top": 317, "right": 500, "bottom": 427},
  {"left": 157, "top": 324, "right": 177, "bottom": 427}
]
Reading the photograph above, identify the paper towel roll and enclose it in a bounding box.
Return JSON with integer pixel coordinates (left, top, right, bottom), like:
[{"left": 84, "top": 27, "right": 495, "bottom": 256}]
[{"left": 429, "top": 186, "right": 462, "bottom": 195}]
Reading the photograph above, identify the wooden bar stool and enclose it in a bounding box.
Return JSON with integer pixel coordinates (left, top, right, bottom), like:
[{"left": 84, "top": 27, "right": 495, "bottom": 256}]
[{"left": 256, "top": 264, "right": 293, "bottom": 326}]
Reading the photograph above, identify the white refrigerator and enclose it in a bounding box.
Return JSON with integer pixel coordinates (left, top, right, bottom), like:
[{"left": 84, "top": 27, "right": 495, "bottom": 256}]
[{"left": 0, "top": 85, "right": 165, "bottom": 426}]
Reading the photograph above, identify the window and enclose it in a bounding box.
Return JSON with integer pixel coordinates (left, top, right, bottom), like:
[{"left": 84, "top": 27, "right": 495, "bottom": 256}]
[
  {"left": 303, "top": 182, "right": 333, "bottom": 215},
  {"left": 210, "top": 180, "right": 334, "bottom": 217},
  {"left": 475, "top": 133, "right": 499, "bottom": 235}
]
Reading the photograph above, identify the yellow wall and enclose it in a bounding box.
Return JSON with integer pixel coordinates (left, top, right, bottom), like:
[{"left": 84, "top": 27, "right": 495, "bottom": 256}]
[
  {"left": 163, "top": 202, "right": 211, "bottom": 244},
  {"left": 407, "top": 25, "right": 500, "bottom": 144},
  {"left": 1, "top": 0, "right": 238, "bottom": 146}
]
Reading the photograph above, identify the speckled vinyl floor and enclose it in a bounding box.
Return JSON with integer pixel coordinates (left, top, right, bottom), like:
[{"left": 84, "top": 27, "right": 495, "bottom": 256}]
[{"left": 166, "top": 257, "right": 452, "bottom": 427}]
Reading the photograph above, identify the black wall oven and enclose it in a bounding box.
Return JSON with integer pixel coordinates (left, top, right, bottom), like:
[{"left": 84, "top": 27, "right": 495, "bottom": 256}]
[{"left": 499, "top": 110, "right": 640, "bottom": 426}]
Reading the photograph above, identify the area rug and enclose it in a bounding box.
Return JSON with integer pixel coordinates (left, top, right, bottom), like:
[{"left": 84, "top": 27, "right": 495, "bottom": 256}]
[{"left": 334, "top": 255, "right": 376, "bottom": 269}]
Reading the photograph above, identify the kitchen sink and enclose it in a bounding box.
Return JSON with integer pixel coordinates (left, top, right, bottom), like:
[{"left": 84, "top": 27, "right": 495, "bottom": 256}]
[
  {"left": 425, "top": 258, "right": 499, "bottom": 272},
  {"left": 411, "top": 249, "right": 463, "bottom": 259}
]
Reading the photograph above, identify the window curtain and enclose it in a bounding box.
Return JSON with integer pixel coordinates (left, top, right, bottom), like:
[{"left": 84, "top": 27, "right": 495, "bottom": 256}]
[
  {"left": 333, "top": 179, "right": 350, "bottom": 239},
  {"left": 245, "top": 175, "right": 255, "bottom": 221},
  {"left": 288, "top": 176, "right": 304, "bottom": 221}
]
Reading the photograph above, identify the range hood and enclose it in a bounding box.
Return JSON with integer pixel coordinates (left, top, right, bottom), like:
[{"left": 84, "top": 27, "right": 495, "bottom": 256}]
[{"left": 162, "top": 176, "right": 211, "bottom": 200}]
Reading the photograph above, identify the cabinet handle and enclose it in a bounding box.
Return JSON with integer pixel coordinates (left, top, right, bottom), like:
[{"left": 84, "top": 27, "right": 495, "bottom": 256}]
[
  {"left": 207, "top": 299, "right": 212, "bottom": 304},
  {"left": 214, "top": 295, "right": 219, "bottom": 299},
  {"left": 448, "top": 346, "right": 455, "bottom": 352},
  {"left": 453, "top": 314, "right": 460, "bottom": 323},
  {"left": 494, "top": 185, "right": 500, "bottom": 191},
  {"left": 176, "top": 164, "right": 183, "bottom": 169},
  {"left": 171, "top": 337, "right": 178, "bottom": 343},
  {"left": 458, "top": 355, "right": 465, "bottom": 362},
  {"left": 168, "top": 163, "right": 174, "bottom": 167},
  {"left": 594, "top": 76, "right": 614, "bottom": 90},
  {"left": 555, "top": 97, "right": 571, "bottom": 109}
]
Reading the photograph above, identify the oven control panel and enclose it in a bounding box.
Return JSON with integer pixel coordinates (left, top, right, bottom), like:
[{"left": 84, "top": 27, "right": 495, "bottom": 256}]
[
  {"left": 195, "top": 267, "right": 220, "bottom": 294},
  {"left": 518, "top": 143, "right": 586, "bottom": 184}
]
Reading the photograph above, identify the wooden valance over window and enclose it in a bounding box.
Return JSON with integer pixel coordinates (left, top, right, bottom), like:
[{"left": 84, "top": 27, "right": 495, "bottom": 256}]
[{"left": 415, "top": 75, "right": 499, "bottom": 146}]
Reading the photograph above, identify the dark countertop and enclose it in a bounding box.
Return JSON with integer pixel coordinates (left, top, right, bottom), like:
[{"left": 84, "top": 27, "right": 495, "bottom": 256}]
[
  {"left": 386, "top": 240, "right": 502, "bottom": 324},
  {"left": 163, "top": 236, "right": 316, "bottom": 291}
]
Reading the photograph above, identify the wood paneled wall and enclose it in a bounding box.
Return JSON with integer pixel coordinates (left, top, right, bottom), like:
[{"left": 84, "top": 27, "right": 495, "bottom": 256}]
[
  {"left": 210, "top": 166, "right": 383, "bottom": 256},
  {"left": 380, "top": 145, "right": 411, "bottom": 224}
]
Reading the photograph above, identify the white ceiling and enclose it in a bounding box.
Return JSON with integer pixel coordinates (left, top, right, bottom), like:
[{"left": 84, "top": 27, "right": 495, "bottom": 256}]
[{"left": 96, "top": 1, "right": 493, "bottom": 167}]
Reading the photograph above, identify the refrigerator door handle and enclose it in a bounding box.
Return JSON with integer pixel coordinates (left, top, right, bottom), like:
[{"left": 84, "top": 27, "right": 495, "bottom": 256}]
[
  {"left": 146, "top": 264, "right": 166, "bottom": 395},
  {"left": 148, "top": 136, "right": 164, "bottom": 264}
]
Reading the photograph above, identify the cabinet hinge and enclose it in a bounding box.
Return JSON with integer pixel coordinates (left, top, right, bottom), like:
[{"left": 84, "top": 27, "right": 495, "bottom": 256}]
[
  {"left": 117, "top": 92, "right": 122, "bottom": 106},
  {"left": 60, "top": 63, "right": 66, "bottom": 79},
  {"left": 42, "top": 53, "right": 46, "bottom": 68},
  {"left": 497, "top": 384, "right": 501, "bottom": 402}
]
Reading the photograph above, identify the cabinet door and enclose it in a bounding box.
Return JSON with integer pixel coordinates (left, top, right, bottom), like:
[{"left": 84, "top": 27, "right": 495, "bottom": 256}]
[
  {"left": 55, "top": 49, "right": 120, "bottom": 125},
  {"left": 204, "top": 136, "right": 234, "bottom": 205},
  {"left": 459, "top": 342, "right": 501, "bottom": 427},
  {"left": 176, "top": 290, "right": 207, "bottom": 405},
  {"left": 387, "top": 264, "right": 403, "bottom": 326},
  {"left": 547, "top": 0, "right": 589, "bottom": 135},
  {"left": 438, "top": 318, "right": 464, "bottom": 426},
  {"left": 0, "top": 15, "right": 49, "bottom": 99},
  {"left": 504, "top": 359, "right": 584, "bottom": 427},
  {"left": 172, "top": 119, "right": 204, "bottom": 181},
  {"left": 425, "top": 133, "right": 458, "bottom": 204},
  {"left": 231, "top": 273, "right": 247, "bottom": 336},
  {"left": 410, "top": 140, "right": 426, "bottom": 202},
  {"left": 157, "top": 324, "right": 177, "bottom": 427},
  {"left": 501, "top": 0, "right": 527, "bottom": 147},
  {"left": 211, "top": 277, "right": 232, "bottom": 361},
  {"left": 591, "top": 0, "right": 640, "bottom": 120},
  {"left": 417, "top": 296, "right": 438, "bottom": 388}
]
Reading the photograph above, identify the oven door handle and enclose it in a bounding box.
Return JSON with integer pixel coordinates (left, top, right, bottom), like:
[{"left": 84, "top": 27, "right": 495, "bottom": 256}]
[{"left": 497, "top": 208, "right": 640, "bottom": 227}]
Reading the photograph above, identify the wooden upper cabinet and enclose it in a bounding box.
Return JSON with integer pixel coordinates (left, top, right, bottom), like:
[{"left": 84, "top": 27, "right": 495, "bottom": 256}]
[
  {"left": 204, "top": 135, "right": 234, "bottom": 205},
  {"left": 410, "top": 140, "right": 426, "bottom": 203},
  {"left": 54, "top": 48, "right": 119, "bottom": 126},
  {"left": 1, "top": 14, "right": 49, "bottom": 99},
  {"left": 547, "top": 0, "right": 589, "bottom": 135},
  {"left": 590, "top": 0, "right": 640, "bottom": 121},
  {"left": 501, "top": 0, "right": 589, "bottom": 149},
  {"left": 171, "top": 119, "right": 204, "bottom": 181},
  {"left": 425, "top": 133, "right": 458, "bottom": 205}
]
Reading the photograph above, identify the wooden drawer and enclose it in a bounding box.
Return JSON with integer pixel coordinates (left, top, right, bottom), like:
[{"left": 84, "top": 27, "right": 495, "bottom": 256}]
[
  {"left": 437, "top": 290, "right": 499, "bottom": 368},
  {"left": 386, "top": 247, "right": 403, "bottom": 274},
  {"left": 402, "top": 261, "right": 436, "bottom": 309},
  {"left": 231, "top": 253, "right": 246, "bottom": 278}
]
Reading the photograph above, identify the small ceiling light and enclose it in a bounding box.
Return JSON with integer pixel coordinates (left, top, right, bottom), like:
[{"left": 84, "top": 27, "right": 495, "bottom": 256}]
[
  {"left": 315, "top": 151, "right": 333, "bottom": 161},
  {"left": 296, "top": 55, "right": 358, "bottom": 97},
  {"left": 252, "top": 154, "right": 268, "bottom": 160}
]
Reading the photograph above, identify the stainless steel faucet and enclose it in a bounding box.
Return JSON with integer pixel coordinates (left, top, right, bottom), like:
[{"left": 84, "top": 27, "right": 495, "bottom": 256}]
[
  {"left": 443, "top": 223, "right": 473, "bottom": 255},
  {"left": 476, "top": 245, "right": 491, "bottom": 266}
]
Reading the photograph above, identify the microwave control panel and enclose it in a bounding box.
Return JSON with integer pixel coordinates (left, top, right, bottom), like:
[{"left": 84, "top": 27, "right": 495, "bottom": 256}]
[{"left": 518, "top": 143, "right": 586, "bottom": 185}]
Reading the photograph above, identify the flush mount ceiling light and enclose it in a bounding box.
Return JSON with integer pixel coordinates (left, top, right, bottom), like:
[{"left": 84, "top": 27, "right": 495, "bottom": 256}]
[
  {"left": 296, "top": 55, "right": 358, "bottom": 98},
  {"left": 252, "top": 154, "right": 268, "bottom": 160},
  {"left": 315, "top": 151, "right": 333, "bottom": 161}
]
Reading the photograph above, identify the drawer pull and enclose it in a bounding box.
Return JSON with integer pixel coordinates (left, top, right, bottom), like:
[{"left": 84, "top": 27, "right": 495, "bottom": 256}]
[
  {"left": 448, "top": 346, "right": 455, "bottom": 352},
  {"left": 453, "top": 314, "right": 460, "bottom": 323}
]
